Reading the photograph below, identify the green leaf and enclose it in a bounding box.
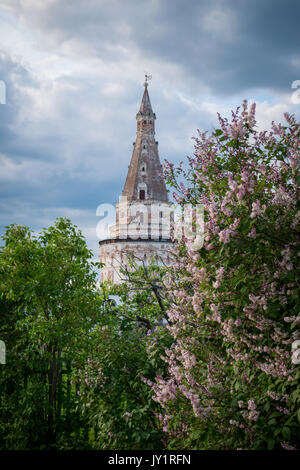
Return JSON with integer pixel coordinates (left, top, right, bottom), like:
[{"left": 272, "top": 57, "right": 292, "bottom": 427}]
[
  {"left": 267, "top": 439, "right": 275, "bottom": 450},
  {"left": 282, "top": 427, "right": 291, "bottom": 440}
]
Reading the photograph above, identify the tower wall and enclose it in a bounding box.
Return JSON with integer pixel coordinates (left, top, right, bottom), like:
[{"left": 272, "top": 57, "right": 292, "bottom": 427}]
[{"left": 100, "top": 238, "right": 173, "bottom": 284}]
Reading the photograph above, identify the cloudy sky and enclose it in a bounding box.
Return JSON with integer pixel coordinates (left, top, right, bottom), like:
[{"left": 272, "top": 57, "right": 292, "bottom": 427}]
[{"left": 0, "top": 0, "right": 299, "bottom": 257}]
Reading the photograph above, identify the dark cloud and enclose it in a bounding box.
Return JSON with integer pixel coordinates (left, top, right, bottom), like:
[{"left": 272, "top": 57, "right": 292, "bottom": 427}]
[{"left": 4, "top": 0, "right": 299, "bottom": 94}]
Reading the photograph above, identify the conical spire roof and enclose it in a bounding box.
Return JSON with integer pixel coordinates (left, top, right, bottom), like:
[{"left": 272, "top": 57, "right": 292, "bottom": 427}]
[
  {"left": 122, "top": 81, "right": 169, "bottom": 203},
  {"left": 138, "top": 85, "right": 154, "bottom": 116}
]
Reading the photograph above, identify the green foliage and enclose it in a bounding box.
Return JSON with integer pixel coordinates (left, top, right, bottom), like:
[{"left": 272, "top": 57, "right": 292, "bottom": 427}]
[
  {"left": 75, "top": 258, "right": 173, "bottom": 449},
  {"left": 0, "top": 218, "right": 102, "bottom": 449},
  {"left": 0, "top": 227, "right": 172, "bottom": 449}
]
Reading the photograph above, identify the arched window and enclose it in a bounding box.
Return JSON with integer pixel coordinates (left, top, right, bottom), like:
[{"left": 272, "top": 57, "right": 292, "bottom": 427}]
[{"left": 138, "top": 182, "right": 147, "bottom": 200}]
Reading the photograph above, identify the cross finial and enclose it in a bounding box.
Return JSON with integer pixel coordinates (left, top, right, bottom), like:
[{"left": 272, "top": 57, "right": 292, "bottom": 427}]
[{"left": 144, "top": 72, "right": 152, "bottom": 87}]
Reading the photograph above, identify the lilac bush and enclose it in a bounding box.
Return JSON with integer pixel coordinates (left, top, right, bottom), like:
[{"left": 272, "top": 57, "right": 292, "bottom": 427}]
[{"left": 146, "top": 101, "right": 300, "bottom": 449}]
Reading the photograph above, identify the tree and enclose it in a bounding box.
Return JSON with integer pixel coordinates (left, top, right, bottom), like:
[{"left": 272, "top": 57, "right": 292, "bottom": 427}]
[
  {"left": 145, "top": 102, "right": 300, "bottom": 450},
  {"left": 0, "top": 218, "right": 102, "bottom": 449},
  {"left": 76, "top": 258, "right": 173, "bottom": 450}
]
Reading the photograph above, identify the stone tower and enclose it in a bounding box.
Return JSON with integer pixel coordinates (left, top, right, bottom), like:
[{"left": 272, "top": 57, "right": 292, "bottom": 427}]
[{"left": 99, "top": 77, "right": 174, "bottom": 284}]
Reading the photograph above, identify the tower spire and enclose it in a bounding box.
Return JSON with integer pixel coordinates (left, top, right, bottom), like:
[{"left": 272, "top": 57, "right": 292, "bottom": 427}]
[
  {"left": 121, "top": 77, "right": 169, "bottom": 203},
  {"left": 138, "top": 73, "right": 154, "bottom": 117}
]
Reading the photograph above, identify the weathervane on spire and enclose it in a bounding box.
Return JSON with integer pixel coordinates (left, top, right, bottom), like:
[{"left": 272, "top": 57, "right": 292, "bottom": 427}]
[{"left": 144, "top": 72, "right": 152, "bottom": 87}]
